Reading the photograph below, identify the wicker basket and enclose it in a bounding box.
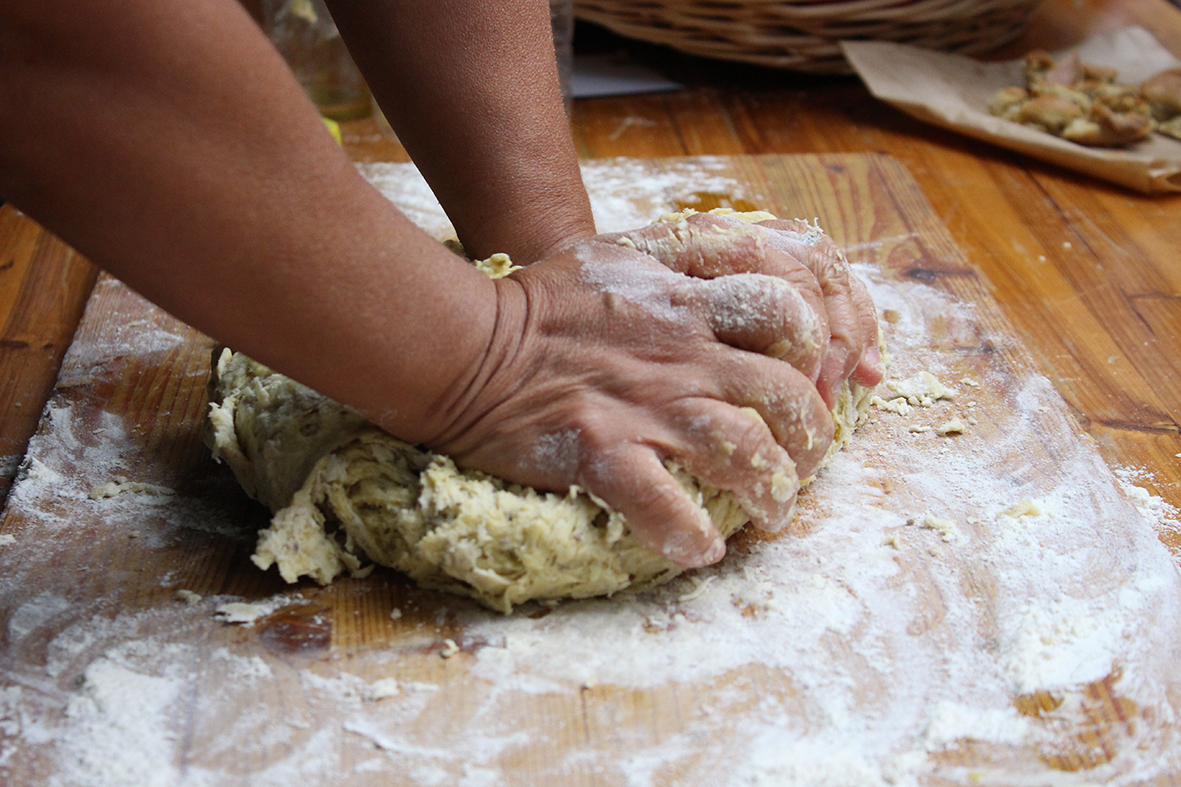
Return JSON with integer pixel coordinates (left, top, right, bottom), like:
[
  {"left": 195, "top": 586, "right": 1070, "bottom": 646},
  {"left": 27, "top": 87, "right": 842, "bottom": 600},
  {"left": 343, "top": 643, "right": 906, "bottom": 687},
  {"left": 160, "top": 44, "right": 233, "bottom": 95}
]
[{"left": 573, "top": 0, "right": 1044, "bottom": 73}]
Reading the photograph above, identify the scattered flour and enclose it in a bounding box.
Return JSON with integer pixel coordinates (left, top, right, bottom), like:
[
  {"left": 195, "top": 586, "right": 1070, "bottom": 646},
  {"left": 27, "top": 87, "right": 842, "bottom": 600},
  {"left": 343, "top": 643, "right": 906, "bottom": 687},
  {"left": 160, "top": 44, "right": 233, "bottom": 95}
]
[
  {"left": 358, "top": 157, "right": 756, "bottom": 239},
  {"left": 1, "top": 161, "right": 1179, "bottom": 786},
  {"left": 1111, "top": 468, "right": 1181, "bottom": 565},
  {"left": 57, "top": 656, "right": 183, "bottom": 787}
]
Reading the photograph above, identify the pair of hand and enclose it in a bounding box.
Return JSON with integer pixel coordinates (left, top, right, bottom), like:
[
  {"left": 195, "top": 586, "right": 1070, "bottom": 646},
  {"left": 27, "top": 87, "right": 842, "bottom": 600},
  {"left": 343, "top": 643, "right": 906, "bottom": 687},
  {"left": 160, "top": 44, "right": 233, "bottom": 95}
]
[{"left": 423, "top": 212, "right": 882, "bottom": 567}]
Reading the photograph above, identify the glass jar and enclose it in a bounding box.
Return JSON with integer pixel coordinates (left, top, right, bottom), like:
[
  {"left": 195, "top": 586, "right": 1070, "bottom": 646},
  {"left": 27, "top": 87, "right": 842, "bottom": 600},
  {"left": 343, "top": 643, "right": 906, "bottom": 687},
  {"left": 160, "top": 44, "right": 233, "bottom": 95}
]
[{"left": 263, "top": 0, "right": 371, "bottom": 121}]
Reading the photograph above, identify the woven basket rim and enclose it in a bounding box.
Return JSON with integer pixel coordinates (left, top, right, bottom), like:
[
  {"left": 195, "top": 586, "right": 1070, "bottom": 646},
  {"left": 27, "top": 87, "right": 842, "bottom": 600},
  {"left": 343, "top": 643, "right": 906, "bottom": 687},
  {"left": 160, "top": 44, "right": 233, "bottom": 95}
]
[{"left": 574, "top": 0, "right": 1042, "bottom": 72}]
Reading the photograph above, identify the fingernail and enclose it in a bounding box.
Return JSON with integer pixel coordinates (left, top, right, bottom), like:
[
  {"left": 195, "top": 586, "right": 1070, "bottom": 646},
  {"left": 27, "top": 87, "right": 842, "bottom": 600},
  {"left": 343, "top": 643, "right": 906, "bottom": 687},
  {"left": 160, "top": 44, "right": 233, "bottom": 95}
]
[
  {"left": 701, "top": 536, "right": 726, "bottom": 565},
  {"left": 823, "top": 379, "right": 841, "bottom": 409},
  {"left": 865, "top": 344, "right": 884, "bottom": 376},
  {"left": 755, "top": 514, "right": 790, "bottom": 533}
]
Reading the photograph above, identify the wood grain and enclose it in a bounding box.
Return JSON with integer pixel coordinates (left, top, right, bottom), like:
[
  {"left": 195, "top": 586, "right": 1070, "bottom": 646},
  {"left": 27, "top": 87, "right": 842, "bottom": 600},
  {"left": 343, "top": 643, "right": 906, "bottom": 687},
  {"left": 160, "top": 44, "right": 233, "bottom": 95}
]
[
  {"left": 0, "top": 207, "right": 98, "bottom": 504},
  {"left": 2, "top": 154, "right": 1177, "bottom": 784},
  {"left": 0, "top": 2, "right": 1179, "bottom": 779}
]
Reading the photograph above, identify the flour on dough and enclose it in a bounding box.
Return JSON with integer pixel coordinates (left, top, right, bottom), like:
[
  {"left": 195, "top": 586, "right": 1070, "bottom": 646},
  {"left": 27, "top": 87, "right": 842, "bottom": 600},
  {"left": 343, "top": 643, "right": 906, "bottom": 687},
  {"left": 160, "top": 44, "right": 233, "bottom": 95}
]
[{"left": 205, "top": 214, "right": 879, "bottom": 613}]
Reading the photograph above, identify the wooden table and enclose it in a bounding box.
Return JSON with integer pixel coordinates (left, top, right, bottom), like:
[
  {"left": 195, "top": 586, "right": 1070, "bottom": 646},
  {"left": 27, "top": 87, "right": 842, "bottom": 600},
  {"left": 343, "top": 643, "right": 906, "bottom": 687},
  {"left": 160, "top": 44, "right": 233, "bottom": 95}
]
[{"left": 1, "top": 0, "right": 1180, "bottom": 783}]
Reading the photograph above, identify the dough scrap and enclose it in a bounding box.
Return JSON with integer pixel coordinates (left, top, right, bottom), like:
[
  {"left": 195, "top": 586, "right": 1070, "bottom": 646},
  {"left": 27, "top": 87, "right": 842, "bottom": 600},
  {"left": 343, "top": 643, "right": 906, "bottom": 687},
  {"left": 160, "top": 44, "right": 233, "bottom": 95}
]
[{"left": 205, "top": 214, "right": 879, "bottom": 613}]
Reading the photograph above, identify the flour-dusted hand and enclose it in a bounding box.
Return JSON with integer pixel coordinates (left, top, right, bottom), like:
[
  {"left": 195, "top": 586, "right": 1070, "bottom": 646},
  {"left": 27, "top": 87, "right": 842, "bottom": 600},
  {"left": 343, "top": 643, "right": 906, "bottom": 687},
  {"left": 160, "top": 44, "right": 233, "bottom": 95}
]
[
  {"left": 751, "top": 216, "right": 883, "bottom": 404},
  {"left": 612, "top": 212, "right": 884, "bottom": 405},
  {"left": 419, "top": 231, "right": 836, "bottom": 568}
]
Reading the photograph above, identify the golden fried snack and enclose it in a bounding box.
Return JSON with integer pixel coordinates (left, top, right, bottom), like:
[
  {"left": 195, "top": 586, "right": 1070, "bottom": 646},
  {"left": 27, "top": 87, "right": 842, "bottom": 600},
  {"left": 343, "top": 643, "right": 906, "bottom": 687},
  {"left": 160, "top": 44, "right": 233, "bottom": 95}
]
[
  {"left": 1142, "top": 68, "right": 1181, "bottom": 118},
  {"left": 990, "top": 51, "right": 1160, "bottom": 147},
  {"left": 1141, "top": 68, "right": 1181, "bottom": 140},
  {"left": 1016, "top": 95, "right": 1084, "bottom": 134},
  {"left": 1062, "top": 98, "right": 1155, "bottom": 147}
]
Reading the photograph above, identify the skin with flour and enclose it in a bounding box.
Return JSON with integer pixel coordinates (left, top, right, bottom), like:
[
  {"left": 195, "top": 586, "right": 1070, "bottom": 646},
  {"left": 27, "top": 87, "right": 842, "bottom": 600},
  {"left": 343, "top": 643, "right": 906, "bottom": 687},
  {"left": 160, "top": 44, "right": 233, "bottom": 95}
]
[{"left": 207, "top": 212, "right": 881, "bottom": 613}]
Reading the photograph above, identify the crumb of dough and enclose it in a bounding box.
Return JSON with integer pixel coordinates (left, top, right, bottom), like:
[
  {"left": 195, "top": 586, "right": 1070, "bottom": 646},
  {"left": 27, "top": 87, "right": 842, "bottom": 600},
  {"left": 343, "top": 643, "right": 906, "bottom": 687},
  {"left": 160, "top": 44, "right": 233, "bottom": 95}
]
[
  {"left": 205, "top": 210, "right": 880, "bottom": 614},
  {"left": 885, "top": 371, "right": 956, "bottom": 407},
  {"left": 881, "top": 533, "right": 901, "bottom": 549},
  {"left": 362, "top": 678, "right": 400, "bottom": 701},
  {"left": 0, "top": 534, "right": 15, "bottom": 546},
  {"left": 908, "top": 425, "right": 931, "bottom": 434},
  {"left": 174, "top": 589, "right": 202, "bottom": 605},
  {"left": 1000, "top": 500, "right": 1042, "bottom": 519},
  {"left": 936, "top": 418, "right": 966, "bottom": 436},
  {"left": 872, "top": 395, "right": 913, "bottom": 416},
  {"left": 960, "top": 378, "right": 980, "bottom": 387},
  {"left": 215, "top": 601, "right": 269, "bottom": 624},
  {"left": 439, "top": 639, "right": 460, "bottom": 659},
  {"left": 473, "top": 252, "right": 521, "bottom": 279},
  {"left": 920, "top": 514, "right": 957, "bottom": 542},
  {"left": 659, "top": 207, "right": 778, "bottom": 225},
  {"left": 677, "top": 575, "right": 717, "bottom": 602},
  {"left": 89, "top": 476, "right": 176, "bottom": 500}
]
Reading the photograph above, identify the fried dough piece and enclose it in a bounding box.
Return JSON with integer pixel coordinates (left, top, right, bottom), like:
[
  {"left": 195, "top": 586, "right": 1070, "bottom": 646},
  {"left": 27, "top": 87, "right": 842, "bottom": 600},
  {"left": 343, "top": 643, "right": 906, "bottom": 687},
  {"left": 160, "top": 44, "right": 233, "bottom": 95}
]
[
  {"left": 988, "top": 86, "right": 1028, "bottom": 120},
  {"left": 991, "top": 51, "right": 1161, "bottom": 147},
  {"left": 1142, "top": 68, "right": 1181, "bottom": 122},
  {"left": 1159, "top": 116, "right": 1181, "bottom": 140},
  {"left": 1016, "top": 95, "right": 1084, "bottom": 133},
  {"left": 1061, "top": 100, "right": 1154, "bottom": 146}
]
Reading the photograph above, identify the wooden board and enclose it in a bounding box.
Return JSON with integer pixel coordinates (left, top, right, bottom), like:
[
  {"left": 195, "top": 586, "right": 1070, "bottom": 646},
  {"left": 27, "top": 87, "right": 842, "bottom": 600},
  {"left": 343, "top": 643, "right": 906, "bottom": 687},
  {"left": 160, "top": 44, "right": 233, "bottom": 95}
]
[
  {"left": 0, "top": 207, "right": 98, "bottom": 503},
  {"left": 1, "top": 154, "right": 1179, "bottom": 786}
]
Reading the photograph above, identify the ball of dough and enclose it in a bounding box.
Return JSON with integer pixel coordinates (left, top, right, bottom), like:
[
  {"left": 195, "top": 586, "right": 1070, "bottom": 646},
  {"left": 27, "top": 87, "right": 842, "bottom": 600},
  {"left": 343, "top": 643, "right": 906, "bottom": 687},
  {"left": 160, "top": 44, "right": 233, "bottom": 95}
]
[{"left": 205, "top": 213, "right": 878, "bottom": 613}]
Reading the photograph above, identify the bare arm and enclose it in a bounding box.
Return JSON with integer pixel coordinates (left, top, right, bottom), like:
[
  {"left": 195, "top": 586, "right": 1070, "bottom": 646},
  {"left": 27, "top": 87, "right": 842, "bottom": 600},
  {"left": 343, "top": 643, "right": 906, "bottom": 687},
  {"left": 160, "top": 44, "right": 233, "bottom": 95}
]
[
  {"left": 0, "top": 0, "right": 880, "bottom": 568},
  {"left": 326, "top": 0, "right": 596, "bottom": 262},
  {"left": 0, "top": 0, "right": 498, "bottom": 444}
]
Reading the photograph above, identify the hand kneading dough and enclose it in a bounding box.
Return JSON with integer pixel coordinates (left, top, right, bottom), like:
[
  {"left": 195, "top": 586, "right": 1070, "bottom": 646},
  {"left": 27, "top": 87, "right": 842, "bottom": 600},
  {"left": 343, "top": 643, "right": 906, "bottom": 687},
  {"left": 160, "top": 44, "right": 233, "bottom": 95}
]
[{"left": 205, "top": 213, "right": 878, "bottom": 613}]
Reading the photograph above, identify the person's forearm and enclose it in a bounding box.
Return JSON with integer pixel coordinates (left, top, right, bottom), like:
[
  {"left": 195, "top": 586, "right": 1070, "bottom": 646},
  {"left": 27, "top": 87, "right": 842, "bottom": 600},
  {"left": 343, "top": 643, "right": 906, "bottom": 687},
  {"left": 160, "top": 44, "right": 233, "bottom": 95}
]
[
  {"left": 0, "top": 0, "right": 497, "bottom": 444},
  {"left": 325, "top": 0, "right": 596, "bottom": 262}
]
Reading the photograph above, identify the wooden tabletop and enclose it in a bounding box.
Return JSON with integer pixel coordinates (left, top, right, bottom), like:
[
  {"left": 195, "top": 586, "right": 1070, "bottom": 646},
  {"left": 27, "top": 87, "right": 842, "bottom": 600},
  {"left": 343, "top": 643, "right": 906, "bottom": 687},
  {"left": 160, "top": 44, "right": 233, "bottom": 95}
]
[
  {"left": 1, "top": 1, "right": 1180, "bottom": 782},
  {"left": 1, "top": 0, "right": 1179, "bottom": 522}
]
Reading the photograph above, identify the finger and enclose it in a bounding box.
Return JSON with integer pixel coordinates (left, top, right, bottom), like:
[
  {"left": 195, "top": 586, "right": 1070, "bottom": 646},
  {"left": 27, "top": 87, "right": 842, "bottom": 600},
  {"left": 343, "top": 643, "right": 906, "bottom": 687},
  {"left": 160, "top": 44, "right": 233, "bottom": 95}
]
[
  {"left": 848, "top": 273, "right": 885, "bottom": 387},
  {"left": 617, "top": 217, "right": 827, "bottom": 310},
  {"left": 580, "top": 444, "right": 726, "bottom": 568},
  {"left": 669, "top": 399, "right": 800, "bottom": 532},
  {"left": 756, "top": 219, "right": 869, "bottom": 405},
  {"left": 608, "top": 219, "right": 832, "bottom": 376},
  {"left": 672, "top": 273, "right": 826, "bottom": 379},
  {"left": 605, "top": 217, "right": 771, "bottom": 279},
  {"left": 715, "top": 351, "right": 835, "bottom": 480}
]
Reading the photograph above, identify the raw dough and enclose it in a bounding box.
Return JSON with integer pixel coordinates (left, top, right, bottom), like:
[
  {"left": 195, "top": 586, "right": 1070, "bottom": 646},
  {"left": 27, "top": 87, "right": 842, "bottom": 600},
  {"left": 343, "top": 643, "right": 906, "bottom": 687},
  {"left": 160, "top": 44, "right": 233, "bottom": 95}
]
[{"left": 205, "top": 214, "right": 878, "bottom": 613}]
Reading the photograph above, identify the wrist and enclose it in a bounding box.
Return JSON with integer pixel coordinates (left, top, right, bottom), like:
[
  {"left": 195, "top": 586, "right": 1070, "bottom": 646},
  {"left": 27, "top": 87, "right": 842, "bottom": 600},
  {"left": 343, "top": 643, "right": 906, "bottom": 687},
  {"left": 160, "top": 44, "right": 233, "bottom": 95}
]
[
  {"left": 457, "top": 191, "right": 597, "bottom": 265},
  {"left": 417, "top": 273, "right": 531, "bottom": 452}
]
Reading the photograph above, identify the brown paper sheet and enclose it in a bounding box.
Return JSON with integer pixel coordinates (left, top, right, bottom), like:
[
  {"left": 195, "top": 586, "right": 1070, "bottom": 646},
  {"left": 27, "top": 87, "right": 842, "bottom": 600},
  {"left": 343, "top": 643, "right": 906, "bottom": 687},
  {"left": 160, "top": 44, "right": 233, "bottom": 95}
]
[{"left": 841, "top": 27, "right": 1181, "bottom": 193}]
